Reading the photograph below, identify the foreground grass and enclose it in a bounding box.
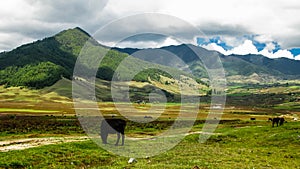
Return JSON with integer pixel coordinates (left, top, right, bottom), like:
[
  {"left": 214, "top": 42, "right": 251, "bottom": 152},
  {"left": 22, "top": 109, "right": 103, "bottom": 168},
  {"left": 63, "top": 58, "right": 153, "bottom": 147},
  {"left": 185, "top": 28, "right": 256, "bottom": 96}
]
[{"left": 0, "top": 121, "right": 299, "bottom": 168}]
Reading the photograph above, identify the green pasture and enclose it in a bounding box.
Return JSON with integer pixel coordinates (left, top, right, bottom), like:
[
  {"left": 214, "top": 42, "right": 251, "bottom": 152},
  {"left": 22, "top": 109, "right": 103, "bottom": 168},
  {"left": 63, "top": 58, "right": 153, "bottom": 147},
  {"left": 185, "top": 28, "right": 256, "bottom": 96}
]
[
  {"left": 0, "top": 81, "right": 299, "bottom": 168},
  {"left": 0, "top": 121, "right": 299, "bottom": 168}
]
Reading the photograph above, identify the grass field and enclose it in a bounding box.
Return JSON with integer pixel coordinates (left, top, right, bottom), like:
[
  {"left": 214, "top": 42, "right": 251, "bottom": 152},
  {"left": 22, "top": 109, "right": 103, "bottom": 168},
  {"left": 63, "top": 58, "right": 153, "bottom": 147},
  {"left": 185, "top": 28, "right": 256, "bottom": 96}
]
[
  {"left": 0, "top": 105, "right": 299, "bottom": 168},
  {"left": 0, "top": 118, "right": 299, "bottom": 168},
  {"left": 0, "top": 83, "right": 300, "bottom": 168}
]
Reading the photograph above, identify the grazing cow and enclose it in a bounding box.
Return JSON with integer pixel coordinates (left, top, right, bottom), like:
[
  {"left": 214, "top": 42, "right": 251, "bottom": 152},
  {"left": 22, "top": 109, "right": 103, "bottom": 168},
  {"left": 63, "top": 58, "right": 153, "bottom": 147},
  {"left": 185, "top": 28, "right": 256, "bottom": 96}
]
[
  {"left": 144, "top": 115, "right": 153, "bottom": 119},
  {"left": 100, "top": 118, "right": 126, "bottom": 146},
  {"left": 279, "top": 117, "right": 285, "bottom": 126},
  {"left": 270, "top": 117, "right": 285, "bottom": 127},
  {"left": 136, "top": 100, "right": 145, "bottom": 105}
]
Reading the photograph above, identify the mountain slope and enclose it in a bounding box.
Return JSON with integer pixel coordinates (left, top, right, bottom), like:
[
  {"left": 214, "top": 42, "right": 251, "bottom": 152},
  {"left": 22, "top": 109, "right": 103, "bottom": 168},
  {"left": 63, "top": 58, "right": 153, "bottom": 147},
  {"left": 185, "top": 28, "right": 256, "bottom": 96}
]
[
  {"left": 0, "top": 27, "right": 93, "bottom": 88},
  {"left": 0, "top": 27, "right": 89, "bottom": 73},
  {"left": 114, "top": 44, "right": 300, "bottom": 82},
  {"left": 0, "top": 28, "right": 202, "bottom": 91},
  {"left": 3, "top": 26, "right": 299, "bottom": 90},
  {"left": 231, "top": 54, "right": 300, "bottom": 76}
]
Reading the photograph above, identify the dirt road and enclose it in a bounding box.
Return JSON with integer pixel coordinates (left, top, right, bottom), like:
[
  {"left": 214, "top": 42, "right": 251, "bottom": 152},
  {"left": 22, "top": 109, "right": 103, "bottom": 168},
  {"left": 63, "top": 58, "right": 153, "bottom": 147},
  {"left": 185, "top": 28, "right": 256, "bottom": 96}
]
[
  {"left": 0, "top": 131, "right": 214, "bottom": 152},
  {"left": 0, "top": 136, "right": 89, "bottom": 152}
]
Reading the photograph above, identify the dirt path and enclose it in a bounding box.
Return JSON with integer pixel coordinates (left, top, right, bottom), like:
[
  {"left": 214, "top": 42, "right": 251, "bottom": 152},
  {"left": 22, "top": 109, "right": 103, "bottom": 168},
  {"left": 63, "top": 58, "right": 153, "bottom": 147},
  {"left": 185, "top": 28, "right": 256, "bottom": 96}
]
[
  {"left": 0, "top": 136, "right": 89, "bottom": 152},
  {"left": 0, "top": 131, "right": 215, "bottom": 152}
]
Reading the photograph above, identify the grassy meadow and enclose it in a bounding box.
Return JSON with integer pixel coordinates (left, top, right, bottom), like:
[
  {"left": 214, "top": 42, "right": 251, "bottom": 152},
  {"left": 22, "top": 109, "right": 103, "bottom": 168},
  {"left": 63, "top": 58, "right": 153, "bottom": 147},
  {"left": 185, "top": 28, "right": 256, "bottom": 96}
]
[
  {"left": 0, "top": 82, "right": 300, "bottom": 168},
  {"left": 0, "top": 118, "right": 299, "bottom": 169}
]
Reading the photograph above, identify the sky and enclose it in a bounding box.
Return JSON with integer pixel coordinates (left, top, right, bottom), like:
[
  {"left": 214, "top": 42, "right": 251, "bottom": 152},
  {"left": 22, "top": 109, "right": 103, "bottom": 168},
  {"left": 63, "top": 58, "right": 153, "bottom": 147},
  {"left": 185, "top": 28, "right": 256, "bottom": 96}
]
[{"left": 1, "top": 0, "right": 300, "bottom": 60}]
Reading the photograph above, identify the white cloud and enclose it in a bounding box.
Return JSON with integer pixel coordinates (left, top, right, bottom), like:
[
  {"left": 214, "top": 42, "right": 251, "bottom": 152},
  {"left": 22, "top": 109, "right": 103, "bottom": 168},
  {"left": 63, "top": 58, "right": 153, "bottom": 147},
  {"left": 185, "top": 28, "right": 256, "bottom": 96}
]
[
  {"left": 160, "top": 37, "right": 182, "bottom": 47},
  {"left": 227, "top": 40, "right": 258, "bottom": 55},
  {"left": 253, "top": 35, "right": 273, "bottom": 43},
  {"left": 0, "top": 1, "right": 35, "bottom": 20},
  {"left": 265, "top": 49, "right": 294, "bottom": 59},
  {"left": 154, "top": 0, "right": 300, "bottom": 48},
  {"left": 201, "top": 39, "right": 296, "bottom": 60},
  {"left": 0, "top": 0, "right": 108, "bottom": 51},
  {"left": 294, "top": 55, "right": 300, "bottom": 60},
  {"left": 221, "top": 36, "right": 245, "bottom": 47},
  {"left": 113, "top": 40, "right": 161, "bottom": 49},
  {"left": 264, "top": 42, "right": 276, "bottom": 52},
  {"left": 91, "top": 13, "right": 201, "bottom": 49},
  {"left": 0, "top": 0, "right": 300, "bottom": 52},
  {"left": 201, "top": 43, "right": 228, "bottom": 54},
  {"left": 106, "top": 37, "right": 181, "bottom": 49},
  {"left": 0, "top": 32, "right": 35, "bottom": 51}
]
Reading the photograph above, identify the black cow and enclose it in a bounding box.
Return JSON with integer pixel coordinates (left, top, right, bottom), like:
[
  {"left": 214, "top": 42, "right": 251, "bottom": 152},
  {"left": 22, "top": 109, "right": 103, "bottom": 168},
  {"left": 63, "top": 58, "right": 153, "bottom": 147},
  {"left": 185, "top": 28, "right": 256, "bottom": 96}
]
[
  {"left": 100, "top": 118, "right": 126, "bottom": 146},
  {"left": 270, "top": 117, "right": 285, "bottom": 127},
  {"left": 279, "top": 117, "right": 285, "bottom": 126}
]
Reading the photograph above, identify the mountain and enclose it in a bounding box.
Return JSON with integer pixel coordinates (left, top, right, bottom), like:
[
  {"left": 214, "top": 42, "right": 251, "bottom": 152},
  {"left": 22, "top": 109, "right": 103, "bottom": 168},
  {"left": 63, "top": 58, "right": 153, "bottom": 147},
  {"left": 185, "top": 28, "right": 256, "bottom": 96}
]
[
  {"left": 2, "top": 26, "right": 299, "bottom": 91},
  {"left": 0, "top": 27, "right": 90, "bottom": 72},
  {"left": 0, "top": 27, "right": 205, "bottom": 103},
  {"left": 113, "top": 44, "right": 300, "bottom": 82},
  {"left": 0, "top": 27, "right": 90, "bottom": 88},
  {"left": 230, "top": 54, "right": 300, "bottom": 76}
]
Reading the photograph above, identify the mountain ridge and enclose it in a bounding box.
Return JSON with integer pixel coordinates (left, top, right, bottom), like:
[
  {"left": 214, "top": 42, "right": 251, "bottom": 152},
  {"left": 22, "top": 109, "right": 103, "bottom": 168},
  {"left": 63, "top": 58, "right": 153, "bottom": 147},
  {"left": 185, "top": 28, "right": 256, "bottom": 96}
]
[
  {"left": 113, "top": 44, "right": 300, "bottom": 80},
  {"left": 0, "top": 27, "right": 202, "bottom": 91},
  {"left": 0, "top": 27, "right": 299, "bottom": 89}
]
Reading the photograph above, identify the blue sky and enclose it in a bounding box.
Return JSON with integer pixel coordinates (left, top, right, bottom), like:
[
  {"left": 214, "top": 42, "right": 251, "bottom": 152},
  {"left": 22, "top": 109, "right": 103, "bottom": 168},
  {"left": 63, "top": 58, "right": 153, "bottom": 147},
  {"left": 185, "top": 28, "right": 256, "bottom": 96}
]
[{"left": 197, "top": 35, "right": 300, "bottom": 60}]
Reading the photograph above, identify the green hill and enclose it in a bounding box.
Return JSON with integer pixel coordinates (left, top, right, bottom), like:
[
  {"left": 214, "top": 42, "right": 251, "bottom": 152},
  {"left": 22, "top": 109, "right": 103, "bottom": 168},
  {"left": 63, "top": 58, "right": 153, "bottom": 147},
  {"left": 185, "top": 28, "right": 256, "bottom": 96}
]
[
  {"left": 232, "top": 54, "right": 300, "bottom": 76},
  {"left": 0, "top": 27, "right": 87, "bottom": 88},
  {"left": 0, "top": 27, "right": 89, "bottom": 73},
  {"left": 114, "top": 44, "right": 300, "bottom": 83},
  {"left": 0, "top": 61, "right": 67, "bottom": 88},
  {"left": 2, "top": 26, "right": 299, "bottom": 91},
  {"left": 0, "top": 27, "right": 202, "bottom": 90},
  {"left": 0, "top": 27, "right": 206, "bottom": 103}
]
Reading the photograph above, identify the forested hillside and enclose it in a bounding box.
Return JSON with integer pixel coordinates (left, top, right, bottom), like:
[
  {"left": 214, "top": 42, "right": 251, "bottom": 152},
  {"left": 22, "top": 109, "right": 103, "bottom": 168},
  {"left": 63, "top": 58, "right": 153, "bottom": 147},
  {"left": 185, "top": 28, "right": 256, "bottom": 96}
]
[{"left": 0, "top": 27, "right": 200, "bottom": 89}]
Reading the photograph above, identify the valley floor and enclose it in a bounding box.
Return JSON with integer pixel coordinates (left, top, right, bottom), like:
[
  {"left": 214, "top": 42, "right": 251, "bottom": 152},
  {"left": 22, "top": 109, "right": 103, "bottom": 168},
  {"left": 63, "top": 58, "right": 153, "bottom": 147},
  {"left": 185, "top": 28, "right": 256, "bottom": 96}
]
[
  {"left": 0, "top": 120, "right": 299, "bottom": 169},
  {"left": 0, "top": 84, "right": 299, "bottom": 168}
]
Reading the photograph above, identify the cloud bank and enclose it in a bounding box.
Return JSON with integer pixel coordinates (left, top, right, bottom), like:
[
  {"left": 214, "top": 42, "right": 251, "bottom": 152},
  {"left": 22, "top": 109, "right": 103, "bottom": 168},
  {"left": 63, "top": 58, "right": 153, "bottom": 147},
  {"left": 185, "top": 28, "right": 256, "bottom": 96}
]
[
  {"left": 199, "top": 35, "right": 300, "bottom": 60},
  {"left": 0, "top": 0, "right": 300, "bottom": 59}
]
